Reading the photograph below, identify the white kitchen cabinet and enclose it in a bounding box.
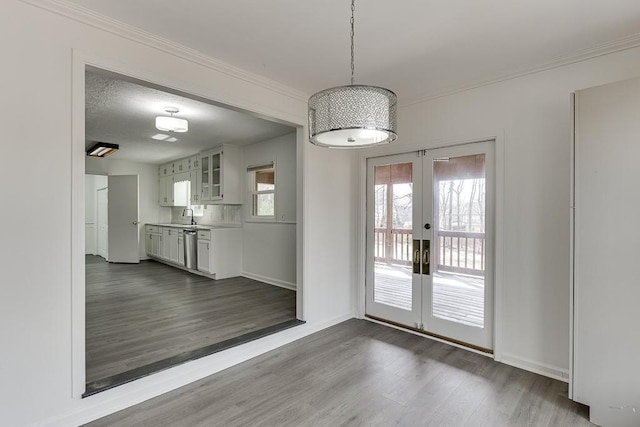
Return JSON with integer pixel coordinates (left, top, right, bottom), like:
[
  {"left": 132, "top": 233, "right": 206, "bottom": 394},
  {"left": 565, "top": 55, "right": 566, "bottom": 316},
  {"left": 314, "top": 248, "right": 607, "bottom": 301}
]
[
  {"left": 189, "top": 155, "right": 200, "bottom": 170},
  {"left": 158, "top": 175, "right": 174, "bottom": 206},
  {"left": 162, "top": 227, "right": 179, "bottom": 264},
  {"left": 174, "top": 158, "right": 188, "bottom": 174},
  {"left": 195, "top": 228, "right": 241, "bottom": 278},
  {"left": 178, "top": 233, "right": 184, "bottom": 265},
  {"left": 197, "top": 239, "right": 210, "bottom": 273},
  {"left": 189, "top": 169, "right": 201, "bottom": 205},
  {"left": 145, "top": 225, "right": 161, "bottom": 258},
  {"left": 160, "top": 163, "right": 173, "bottom": 176},
  {"left": 199, "top": 145, "right": 242, "bottom": 204}
]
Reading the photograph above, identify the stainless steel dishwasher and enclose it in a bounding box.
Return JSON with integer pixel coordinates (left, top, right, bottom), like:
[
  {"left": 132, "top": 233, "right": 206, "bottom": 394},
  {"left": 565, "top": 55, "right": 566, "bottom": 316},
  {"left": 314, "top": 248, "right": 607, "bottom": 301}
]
[{"left": 183, "top": 229, "right": 198, "bottom": 269}]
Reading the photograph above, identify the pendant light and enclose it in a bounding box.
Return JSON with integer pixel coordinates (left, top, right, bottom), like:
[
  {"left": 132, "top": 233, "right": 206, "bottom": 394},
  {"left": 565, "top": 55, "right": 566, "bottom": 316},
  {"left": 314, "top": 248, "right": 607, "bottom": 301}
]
[
  {"left": 156, "top": 107, "right": 188, "bottom": 133},
  {"left": 308, "top": 0, "right": 397, "bottom": 148}
]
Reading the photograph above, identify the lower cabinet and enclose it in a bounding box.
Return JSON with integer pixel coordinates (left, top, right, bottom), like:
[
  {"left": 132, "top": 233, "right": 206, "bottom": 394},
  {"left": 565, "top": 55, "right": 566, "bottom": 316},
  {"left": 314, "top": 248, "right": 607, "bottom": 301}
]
[
  {"left": 162, "top": 228, "right": 179, "bottom": 264},
  {"left": 146, "top": 224, "right": 241, "bottom": 279},
  {"left": 197, "top": 239, "right": 210, "bottom": 273},
  {"left": 145, "top": 225, "right": 161, "bottom": 258},
  {"left": 178, "top": 234, "right": 184, "bottom": 265},
  {"left": 196, "top": 228, "right": 242, "bottom": 279}
]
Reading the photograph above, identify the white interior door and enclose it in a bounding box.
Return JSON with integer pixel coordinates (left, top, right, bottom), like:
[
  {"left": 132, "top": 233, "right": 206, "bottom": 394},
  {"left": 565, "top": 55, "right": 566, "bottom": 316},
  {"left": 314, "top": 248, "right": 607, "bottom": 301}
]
[
  {"left": 97, "top": 188, "right": 108, "bottom": 260},
  {"left": 107, "top": 175, "right": 140, "bottom": 263},
  {"left": 366, "top": 141, "right": 494, "bottom": 350}
]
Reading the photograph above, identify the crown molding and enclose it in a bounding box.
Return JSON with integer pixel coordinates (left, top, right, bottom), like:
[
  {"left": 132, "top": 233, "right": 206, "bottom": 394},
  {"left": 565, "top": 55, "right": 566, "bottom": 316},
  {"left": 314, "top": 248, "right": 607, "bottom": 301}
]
[
  {"left": 21, "top": 0, "right": 640, "bottom": 109},
  {"left": 20, "top": 0, "right": 309, "bottom": 103},
  {"left": 400, "top": 31, "right": 640, "bottom": 107}
]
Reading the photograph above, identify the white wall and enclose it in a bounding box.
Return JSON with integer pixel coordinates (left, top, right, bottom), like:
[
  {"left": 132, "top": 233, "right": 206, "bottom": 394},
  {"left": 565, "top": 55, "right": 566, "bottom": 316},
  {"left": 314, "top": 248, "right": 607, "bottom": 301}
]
[
  {"left": 86, "top": 157, "right": 167, "bottom": 260},
  {"left": 359, "top": 46, "right": 640, "bottom": 380},
  {"left": 0, "top": 1, "right": 353, "bottom": 425},
  {"left": 242, "top": 133, "right": 297, "bottom": 288}
]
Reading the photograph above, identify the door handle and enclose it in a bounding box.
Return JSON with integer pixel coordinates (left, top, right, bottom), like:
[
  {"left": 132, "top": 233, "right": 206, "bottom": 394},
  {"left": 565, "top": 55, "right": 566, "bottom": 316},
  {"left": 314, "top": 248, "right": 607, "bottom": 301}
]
[
  {"left": 422, "top": 240, "right": 430, "bottom": 275},
  {"left": 412, "top": 240, "right": 421, "bottom": 274},
  {"left": 132, "top": 221, "right": 140, "bottom": 226}
]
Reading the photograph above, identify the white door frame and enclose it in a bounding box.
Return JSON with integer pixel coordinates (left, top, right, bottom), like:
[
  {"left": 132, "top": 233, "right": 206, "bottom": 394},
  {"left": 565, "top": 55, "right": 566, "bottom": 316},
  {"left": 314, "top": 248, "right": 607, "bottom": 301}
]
[
  {"left": 96, "top": 187, "right": 108, "bottom": 260},
  {"left": 70, "top": 50, "right": 307, "bottom": 398},
  {"left": 355, "top": 132, "right": 505, "bottom": 359}
]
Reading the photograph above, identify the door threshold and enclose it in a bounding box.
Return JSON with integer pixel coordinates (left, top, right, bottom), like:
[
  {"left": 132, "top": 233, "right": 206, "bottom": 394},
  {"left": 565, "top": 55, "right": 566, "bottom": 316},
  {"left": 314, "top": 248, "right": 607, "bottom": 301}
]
[
  {"left": 83, "top": 319, "right": 305, "bottom": 397},
  {"left": 365, "top": 314, "right": 493, "bottom": 355}
]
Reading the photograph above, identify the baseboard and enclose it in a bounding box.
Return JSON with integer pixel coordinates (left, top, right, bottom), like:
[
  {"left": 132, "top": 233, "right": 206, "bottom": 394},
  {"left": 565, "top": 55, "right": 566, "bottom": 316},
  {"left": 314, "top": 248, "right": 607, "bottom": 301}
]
[
  {"left": 36, "top": 313, "right": 353, "bottom": 427},
  {"left": 242, "top": 271, "right": 296, "bottom": 291},
  {"left": 500, "top": 353, "right": 570, "bottom": 383}
]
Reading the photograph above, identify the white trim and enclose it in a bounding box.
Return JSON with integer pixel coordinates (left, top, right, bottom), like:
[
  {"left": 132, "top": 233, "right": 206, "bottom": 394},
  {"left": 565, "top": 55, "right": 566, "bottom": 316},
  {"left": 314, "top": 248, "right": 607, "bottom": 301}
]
[
  {"left": 40, "top": 314, "right": 353, "bottom": 427},
  {"left": 501, "top": 353, "right": 570, "bottom": 383},
  {"left": 71, "top": 49, "right": 86, "bottom": 397},
  {"left": 364, "top": 317, "right": 494, "bottom": 359},
  {"left": 242, "top": 271, "right": 297, "bottom": 291},
  {"left": 20, "top": 0, "right": 307, "bottom": 104},
  {"left": 21, "top": 0, "right": 640, "bottom": 109},
  {"left": 353, "top": 152, "right": 366, "bottom": 318},
  {"left": 296, "top": 127, "right": 306, "bottom": 321},
  {"left": 568, "top": 92, "right": 576, "bottom": 399},
  {"left": 402, "top": 32, "right": 640, "bottom": 106},
  {"left": 493, "top": 131, "right": 506, "bottom": 362}
]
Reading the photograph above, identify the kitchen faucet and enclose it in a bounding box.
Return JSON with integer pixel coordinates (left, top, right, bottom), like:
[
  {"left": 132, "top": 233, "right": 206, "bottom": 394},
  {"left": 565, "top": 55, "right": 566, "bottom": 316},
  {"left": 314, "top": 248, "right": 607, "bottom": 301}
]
[{"left": 182, "top": 208, "right": 196, "bottom": 225}]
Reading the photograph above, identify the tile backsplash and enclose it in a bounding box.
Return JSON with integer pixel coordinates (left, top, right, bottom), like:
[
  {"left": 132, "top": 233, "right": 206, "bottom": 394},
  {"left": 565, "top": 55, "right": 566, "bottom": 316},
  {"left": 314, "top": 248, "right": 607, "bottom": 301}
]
[{"left": 170, "top": 205, "right": 241, "bottom": 227}]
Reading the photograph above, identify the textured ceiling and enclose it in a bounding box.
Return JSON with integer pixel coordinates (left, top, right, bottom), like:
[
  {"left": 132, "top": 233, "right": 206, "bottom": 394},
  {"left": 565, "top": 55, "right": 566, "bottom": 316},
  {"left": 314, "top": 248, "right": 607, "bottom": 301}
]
[
  {"left": 69, "top": 0, "right": 640, "bottom": 104},
  {"left": 85, "top": 68, "right": 295, "bottom": 164}
]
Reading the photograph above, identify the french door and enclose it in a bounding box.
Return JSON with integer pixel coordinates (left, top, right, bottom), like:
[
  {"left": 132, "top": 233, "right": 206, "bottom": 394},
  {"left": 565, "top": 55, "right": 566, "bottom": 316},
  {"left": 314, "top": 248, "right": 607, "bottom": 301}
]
[{"left": 365, "top": 141, "right": 494, "bottom": 350}]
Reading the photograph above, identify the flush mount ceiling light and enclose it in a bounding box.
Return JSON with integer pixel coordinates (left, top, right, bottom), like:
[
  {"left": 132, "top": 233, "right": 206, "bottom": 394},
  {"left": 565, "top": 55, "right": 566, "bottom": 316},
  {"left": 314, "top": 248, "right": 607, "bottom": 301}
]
[
  {"left": 308, "top": 0, "right": 397, "bottom": 148},
  {"left": 86, "top": 142, "right": 119, "bottom": 157},
  {"left": 155, "top": 107, "right": 188, "bottom": 133}
]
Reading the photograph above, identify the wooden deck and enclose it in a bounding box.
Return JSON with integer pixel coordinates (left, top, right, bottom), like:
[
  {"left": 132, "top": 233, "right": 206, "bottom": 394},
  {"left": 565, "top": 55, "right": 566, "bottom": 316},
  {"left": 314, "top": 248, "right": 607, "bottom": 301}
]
[{"left": 373, "top": 263, "right": 484, "bottom": 328}]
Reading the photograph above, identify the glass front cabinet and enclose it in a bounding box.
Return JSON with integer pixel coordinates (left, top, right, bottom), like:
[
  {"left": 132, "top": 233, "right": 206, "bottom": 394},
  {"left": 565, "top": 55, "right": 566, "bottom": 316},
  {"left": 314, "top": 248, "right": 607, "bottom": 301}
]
[{"left": 198, "top": 145, "right": 241, "bottom": 205}]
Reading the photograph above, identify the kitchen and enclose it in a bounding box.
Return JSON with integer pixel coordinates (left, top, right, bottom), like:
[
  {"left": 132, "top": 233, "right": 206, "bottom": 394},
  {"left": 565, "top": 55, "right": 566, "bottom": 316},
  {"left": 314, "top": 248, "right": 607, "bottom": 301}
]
[{"left": 84, "top": 66, "right": 300, "bottom": 394}]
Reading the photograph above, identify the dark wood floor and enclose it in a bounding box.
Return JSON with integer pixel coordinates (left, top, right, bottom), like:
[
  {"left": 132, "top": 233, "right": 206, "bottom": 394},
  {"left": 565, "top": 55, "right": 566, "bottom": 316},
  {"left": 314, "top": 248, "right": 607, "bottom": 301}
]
[
  {"left": 86, "top": 255, "right": 296, "bottom": 383},
  {"left": 86, "top": 319, "right": 593, "bottom": 427}
]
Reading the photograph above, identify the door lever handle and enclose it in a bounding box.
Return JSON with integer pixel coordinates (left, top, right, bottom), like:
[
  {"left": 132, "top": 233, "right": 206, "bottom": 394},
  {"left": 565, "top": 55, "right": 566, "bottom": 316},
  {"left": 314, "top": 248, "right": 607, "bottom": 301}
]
[
  {"left": 422, "top": 240, "right": 430, "bottom": 275},
  {"left": 412, "top": 239, "right": 421, "bottom": 274}
]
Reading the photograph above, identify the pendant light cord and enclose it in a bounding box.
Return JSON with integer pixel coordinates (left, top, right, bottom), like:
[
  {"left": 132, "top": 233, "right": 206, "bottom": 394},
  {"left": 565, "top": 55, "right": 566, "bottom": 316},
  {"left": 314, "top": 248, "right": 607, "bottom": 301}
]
[{"left": 350, "top": 0, "right": 355, "bottom": 85}]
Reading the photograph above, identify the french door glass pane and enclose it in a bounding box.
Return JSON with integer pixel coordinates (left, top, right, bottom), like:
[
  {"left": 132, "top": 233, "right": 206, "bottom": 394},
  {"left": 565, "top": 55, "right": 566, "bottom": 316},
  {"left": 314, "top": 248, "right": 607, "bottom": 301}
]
[
  {"left": 432, "top": 154, "right": 486, "bottom": 327},
  {"left": 373, "top": 163, "right": 413, "bottom": 311}
]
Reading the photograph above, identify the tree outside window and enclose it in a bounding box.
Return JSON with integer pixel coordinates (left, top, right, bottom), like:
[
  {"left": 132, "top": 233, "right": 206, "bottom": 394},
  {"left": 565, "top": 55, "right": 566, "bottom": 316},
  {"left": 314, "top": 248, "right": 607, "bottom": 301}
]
[{"left": 250, "top": 165, "right": 275, "bottom": 218}]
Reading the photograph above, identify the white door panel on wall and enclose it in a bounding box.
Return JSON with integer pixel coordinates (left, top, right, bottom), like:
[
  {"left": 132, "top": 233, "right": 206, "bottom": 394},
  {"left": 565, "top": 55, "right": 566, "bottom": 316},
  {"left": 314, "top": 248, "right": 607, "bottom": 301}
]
[{"left": 573, "top": 77, "right": 640, "bottom": 427}]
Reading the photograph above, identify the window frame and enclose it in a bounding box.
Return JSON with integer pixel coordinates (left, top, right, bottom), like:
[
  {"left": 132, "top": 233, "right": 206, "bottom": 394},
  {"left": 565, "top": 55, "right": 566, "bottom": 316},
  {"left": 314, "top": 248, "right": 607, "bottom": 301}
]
[{"left": 247, "top": 162, "right": 276, "bottom": 221}]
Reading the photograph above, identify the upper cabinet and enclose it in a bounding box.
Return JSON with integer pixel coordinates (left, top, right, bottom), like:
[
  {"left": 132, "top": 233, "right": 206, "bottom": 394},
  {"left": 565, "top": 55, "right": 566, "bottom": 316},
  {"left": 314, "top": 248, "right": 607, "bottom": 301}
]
[
  {"left": 158, "top": 145, "right": 241, "bottom": 206},
  {"left": 158, "top": 175, "right": 174, "bottom": 206},
  {"left": 199, "top": 145, "right": 242, "bottom": 205}
]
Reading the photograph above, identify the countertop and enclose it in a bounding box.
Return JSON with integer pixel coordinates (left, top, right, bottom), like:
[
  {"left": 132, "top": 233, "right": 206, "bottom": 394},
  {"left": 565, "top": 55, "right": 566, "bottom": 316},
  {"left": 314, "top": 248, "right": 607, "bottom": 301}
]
[{"left": 147, "top": 223, "right": 240, "bottom": 230}]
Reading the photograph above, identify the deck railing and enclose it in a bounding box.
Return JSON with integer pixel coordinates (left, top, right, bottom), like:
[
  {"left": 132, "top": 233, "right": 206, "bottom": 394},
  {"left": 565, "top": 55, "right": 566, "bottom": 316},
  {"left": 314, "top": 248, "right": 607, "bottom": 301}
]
[
  {"left": 436, "top": 230, "right": 484, "bottom": 276},
  {"left": 374, "top": 228, "right": 485, "bottom": 277},
  {"left": 374, "top": 228, "right": 412, "bottom": 265}
]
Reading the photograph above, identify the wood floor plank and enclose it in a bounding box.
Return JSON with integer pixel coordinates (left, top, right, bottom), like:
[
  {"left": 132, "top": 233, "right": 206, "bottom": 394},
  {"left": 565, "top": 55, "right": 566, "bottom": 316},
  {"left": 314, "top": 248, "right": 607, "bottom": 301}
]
[
  {"left": 85, "top": 255, "right": 296, "bottom": 383},
  {"left": 85, "top": 320, "right": 594, "bottom": 427}
]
